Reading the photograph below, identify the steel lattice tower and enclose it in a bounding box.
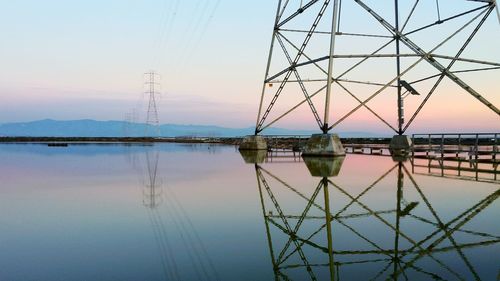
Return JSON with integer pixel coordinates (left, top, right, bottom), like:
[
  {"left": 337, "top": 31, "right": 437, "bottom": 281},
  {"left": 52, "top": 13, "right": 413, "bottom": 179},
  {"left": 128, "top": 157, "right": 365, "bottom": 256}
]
[
  {"left": 145, "top": 71, "right": 161, "bottom": 137},
  {"left": 254, "top": 0, "right": 500, "bottom": 136}
]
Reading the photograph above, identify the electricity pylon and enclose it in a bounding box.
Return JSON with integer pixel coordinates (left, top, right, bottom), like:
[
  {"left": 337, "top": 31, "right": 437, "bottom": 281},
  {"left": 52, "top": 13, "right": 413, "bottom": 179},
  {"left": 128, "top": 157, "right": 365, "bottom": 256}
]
[
  {"left": 145, "top": 71, "right": 161, "bottom": 137},
  {"left": 254, "top": 0, "right": 500, "bottom": 136}
]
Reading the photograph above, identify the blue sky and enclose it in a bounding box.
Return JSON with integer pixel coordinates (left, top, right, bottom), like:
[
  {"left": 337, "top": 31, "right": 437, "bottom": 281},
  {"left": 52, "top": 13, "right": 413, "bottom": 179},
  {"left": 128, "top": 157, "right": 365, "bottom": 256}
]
[
  {"left": 0, "top": 0, "right": 498, "bottom": 133},
  {"left": 0, "top": 1, "right": 272, "bottom": 125}
]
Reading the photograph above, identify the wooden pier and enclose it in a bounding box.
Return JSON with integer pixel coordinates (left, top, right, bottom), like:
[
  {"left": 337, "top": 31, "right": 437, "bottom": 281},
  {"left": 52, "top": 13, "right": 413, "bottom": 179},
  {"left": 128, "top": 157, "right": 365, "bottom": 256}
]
[{"left": 261, "top": 133, "right": 499, "bottom": 182}]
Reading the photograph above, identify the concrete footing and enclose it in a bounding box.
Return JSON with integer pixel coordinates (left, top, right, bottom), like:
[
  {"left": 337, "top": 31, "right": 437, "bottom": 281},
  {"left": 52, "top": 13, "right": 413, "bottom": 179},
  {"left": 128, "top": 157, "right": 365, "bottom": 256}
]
[
  {"left": 302, "top": 156, "right": 345, "bottom": 177},
  {"left": 302, "top": 134, "right": 346, "bottom": 157},
  {"left": 391, "top": 153, "right": 410, "bottom": 163},
  {"left": 239, "top": 150, "right": 267, "bottom": 164},
  {"left": 239, "top": 135, "right": 268, "bottom": 151},
  {"left": 389, "top": 135, "right": 413, "bottom": 156}
]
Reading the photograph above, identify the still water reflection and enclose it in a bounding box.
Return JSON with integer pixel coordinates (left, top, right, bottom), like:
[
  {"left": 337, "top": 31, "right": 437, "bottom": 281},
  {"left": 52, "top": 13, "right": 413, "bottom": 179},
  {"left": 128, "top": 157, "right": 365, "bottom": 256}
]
[{"left": 0, "top": 143, "right": 498, "bottom": 280}]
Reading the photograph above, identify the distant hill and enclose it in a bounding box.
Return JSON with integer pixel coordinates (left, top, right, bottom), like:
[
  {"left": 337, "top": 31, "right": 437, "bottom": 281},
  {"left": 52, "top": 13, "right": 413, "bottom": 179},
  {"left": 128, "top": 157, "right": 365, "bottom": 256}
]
[{"left": 0, "top": 119, "right": 385, "bottom": 138}]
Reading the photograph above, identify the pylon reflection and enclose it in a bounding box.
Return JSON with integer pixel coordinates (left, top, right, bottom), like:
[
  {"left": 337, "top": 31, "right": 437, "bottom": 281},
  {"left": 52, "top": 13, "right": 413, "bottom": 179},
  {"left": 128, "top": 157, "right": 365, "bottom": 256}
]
[
  {"left": 131, "top": 147, "right": 219, "bottom": 281},
  {"left": 247, "top": 152, "right": 500, "bottom": 280}
]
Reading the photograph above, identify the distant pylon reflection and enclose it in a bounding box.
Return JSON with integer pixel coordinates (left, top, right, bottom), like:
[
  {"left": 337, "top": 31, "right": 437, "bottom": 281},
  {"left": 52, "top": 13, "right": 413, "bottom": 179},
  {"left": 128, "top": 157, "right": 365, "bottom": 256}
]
[
  {"left": 133, "top": 147, "right": 219, "bottom": 281},
  {"left": 143, "top": 150, "right": 163, "bottom": 208}
]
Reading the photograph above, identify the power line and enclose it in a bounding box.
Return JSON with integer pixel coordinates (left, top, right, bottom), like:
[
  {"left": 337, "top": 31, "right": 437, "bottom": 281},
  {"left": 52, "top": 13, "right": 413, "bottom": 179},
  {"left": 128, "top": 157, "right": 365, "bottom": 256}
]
[
  {"left": 154, "top": 0, "right": 182, "bottom": 70},
  {"left": 182, "top": 0, "right": 222, "bottom": 68}
]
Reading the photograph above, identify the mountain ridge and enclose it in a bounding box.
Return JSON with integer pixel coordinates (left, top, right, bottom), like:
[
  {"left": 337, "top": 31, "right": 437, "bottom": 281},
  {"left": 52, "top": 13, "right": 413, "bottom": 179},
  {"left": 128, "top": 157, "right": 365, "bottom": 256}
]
[{"left": 0, "top": 119, "right": 386, "bottom": 138}]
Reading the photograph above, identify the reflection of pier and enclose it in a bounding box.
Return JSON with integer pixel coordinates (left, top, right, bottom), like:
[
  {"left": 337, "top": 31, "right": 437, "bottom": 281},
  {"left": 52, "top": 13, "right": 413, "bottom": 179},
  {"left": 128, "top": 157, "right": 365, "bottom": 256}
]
[
  {"left": 247, "top": 153, "right": 500, "bottom": 280},
  {"left": 258, "top": 133, "right": 500, "bottom": 182},
  {"left": 411, "top": 159, "right": 499, "bottom": 183},
  {"left": 411, "top": 133, "right": 499, "bottom": 182}
]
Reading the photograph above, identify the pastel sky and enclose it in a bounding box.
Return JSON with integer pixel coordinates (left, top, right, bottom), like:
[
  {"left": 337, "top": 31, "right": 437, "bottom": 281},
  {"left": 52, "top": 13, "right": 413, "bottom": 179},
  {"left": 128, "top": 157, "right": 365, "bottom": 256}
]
[{"left": 0, "top": 0, "right": 498, "bottom": 133}]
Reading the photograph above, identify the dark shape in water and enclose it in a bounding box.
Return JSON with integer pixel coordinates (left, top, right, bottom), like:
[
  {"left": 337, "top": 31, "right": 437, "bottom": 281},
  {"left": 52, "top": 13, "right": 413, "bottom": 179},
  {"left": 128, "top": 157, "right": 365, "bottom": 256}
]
[
  {"left": 302, "top": 156, "right": 345, "bottom": 177},
  {"left": 47, "top": 143, "right": 68, "bottom": 147},
  {"left": 239, "top": 149, "right": 268, "bottom": 164}
]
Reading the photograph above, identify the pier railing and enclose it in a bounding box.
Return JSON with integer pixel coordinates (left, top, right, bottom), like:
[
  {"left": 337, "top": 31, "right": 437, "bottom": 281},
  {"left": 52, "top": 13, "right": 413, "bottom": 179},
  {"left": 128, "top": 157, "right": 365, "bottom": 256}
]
[
  {"left": 411, "top": 133, "right": 498, "bottom": 159},
  {"left": 411, "top": 133, "right": 499, "bottom": 182},
  {"left": 244, "top": 133, "right": 499, "bottom": 180}
]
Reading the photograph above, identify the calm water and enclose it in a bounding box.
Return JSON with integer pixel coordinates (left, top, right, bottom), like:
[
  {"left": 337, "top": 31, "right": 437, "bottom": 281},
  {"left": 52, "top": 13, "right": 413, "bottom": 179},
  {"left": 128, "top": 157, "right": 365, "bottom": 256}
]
[{"left": 0, "top": 143, "right": 498, "bottom": 281}]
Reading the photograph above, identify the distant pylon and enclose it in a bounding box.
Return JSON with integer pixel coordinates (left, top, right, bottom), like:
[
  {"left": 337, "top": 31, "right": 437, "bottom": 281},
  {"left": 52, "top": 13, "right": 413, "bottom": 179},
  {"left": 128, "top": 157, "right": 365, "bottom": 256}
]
[
  {"left": 145, "top": 71, "right": 161, "bottom": 137},
  {"left": 123, "top": 109, "right": 138, "bottom": 137}
]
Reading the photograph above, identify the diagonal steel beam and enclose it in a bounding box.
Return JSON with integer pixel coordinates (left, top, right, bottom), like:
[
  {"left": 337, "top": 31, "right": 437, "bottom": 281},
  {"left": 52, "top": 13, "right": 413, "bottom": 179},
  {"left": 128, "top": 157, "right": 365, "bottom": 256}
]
[
  {"left": 276, "top": 34, "right": 324, "bottom": 129},
  {"left": 277, "top": 0, "right": 321, "bottom": 28},
  {"left": 393, "top": 188, "right": 500, "bottom": 277},
  {"left": 328, "top": 4, "right": 493, "bottom": 131},
  {"left": 403, "top": 6, "right": 496, "bottom": 132},
  {"left": 336, "top": 81, "right": 399, "bottom": 133},
  {"left": 267, "top": 217, "right": 329, "bottom": 254},
  {"left": 278, "top": 0, "right": 291, "bottom": 21},
  {"left": 267, "top": 54, "right": 428, "bottom": 81},
  {"left": 401, "top": 0, "right": 420, "bottom": 32},
  {"left": 256, "top": 0, "right": 283, "bottom": 133},
  {"left": 257, "top": 169, "right": 317, "bottom": 279},
  {"left": 278, "top": 165, "right": 399, "bottom": 265},
  {"left": 255, "top": 165, "right": 279, "bottom": 275},
  {"left": 410, "top": 66, "right": 500, "bottom": 85},
  {"left": 260, "top": 85, "right": 327, "bottom": 132},
  {"left": 327, "top": 178, "right": 468, "bottom": 278},
  {"left": 257, "top": 0, "right": 332, "bottom": 133},
  {"left": 402, "top": 166, "right": 481, "bottom": 280},
  {"left": 397, "top": 188, "right": 500, "bottom": 258},
  {"left": 404, "top": 4, "right": 489, "bottom": 36},
  {"left": 277, "top": 180, "right": 324, "bottom": 263},
  {"left": 260, "top": 166, "right": 326, "bottom": 211},
  {"left": 355, "top": 0, "right": 500, "bottom": 117},
  {"left": 260, "top": 37, "right": 397, "bottom": 132},
  {"left": 431, "top": 55, "right": 500, "bottom": 67}
]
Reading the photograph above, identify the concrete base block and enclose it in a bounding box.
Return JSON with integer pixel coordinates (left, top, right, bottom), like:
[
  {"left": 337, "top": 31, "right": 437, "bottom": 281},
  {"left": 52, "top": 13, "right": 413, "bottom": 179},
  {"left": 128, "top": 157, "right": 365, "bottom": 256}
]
[
  {"left": 302, "top": 156, "right": 345, "bottom": 177},
  {"left": 391, "top": 153, "right": 410, "bottom": 163},
  {"left": 239, "top": 135, "right": 268, "bottom": 151},
  {"left": 389, "top": 135, "right": 413, "bottom": 156},
  {"left": 302, "top": 134, "right": 346, "bottom": 157},
  {"left": 239, "top": 150, "right": 267, "bottom": 164}
]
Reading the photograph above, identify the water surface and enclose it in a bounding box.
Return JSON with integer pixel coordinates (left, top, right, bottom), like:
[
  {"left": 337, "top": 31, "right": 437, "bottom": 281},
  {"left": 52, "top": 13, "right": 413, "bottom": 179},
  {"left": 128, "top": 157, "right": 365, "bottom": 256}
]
[{"left": 0, "top": 143, "right": 498, "bottom": 280}]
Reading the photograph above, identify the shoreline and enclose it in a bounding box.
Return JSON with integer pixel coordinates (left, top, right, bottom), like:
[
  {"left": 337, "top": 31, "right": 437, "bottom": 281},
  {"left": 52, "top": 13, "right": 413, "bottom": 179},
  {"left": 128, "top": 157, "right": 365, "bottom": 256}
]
[{"left": 0, "top": 136, "right": 494, "bottom": 146}]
